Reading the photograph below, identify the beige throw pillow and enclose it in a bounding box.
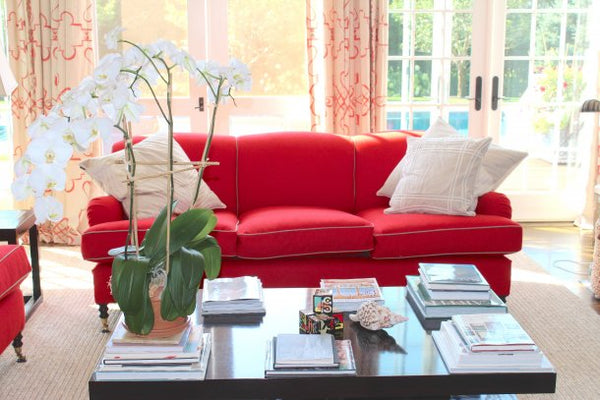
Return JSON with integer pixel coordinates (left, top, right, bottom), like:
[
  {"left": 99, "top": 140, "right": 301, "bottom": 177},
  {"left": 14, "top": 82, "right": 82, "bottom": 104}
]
[
  {"left": 377, "top": 117, "right": 527, "bottom": 199},
  {"left": 80, "top": 133, "right": 225, "bottom": 218},
  {"left": 385, "top": 136, "right": 492, "bottom": 216}
]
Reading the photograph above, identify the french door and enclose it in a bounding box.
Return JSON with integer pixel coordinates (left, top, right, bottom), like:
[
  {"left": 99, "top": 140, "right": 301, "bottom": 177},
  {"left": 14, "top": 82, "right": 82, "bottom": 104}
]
[{"left": 387, "top": 0, "right": 598, "bottom": 221}]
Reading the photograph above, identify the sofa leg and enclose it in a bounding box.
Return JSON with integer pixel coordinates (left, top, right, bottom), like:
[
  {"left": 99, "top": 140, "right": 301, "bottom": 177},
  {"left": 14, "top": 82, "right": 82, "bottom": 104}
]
[
  {"left": 99, "top": 304, "right": 110, "bottom": 333},
  {"left": 12, "top": 332, "right": 26, "bottom": 363}
]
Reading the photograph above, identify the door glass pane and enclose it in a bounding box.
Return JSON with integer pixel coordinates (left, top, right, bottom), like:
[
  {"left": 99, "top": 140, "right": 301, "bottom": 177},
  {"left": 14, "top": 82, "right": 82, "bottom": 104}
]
[
  {"left": 386, "top": 1, "right": 472, "bottom": 132},
  {"left": 96, "top": 0, "right": 189, "bottom": 98},
  {"left": 505, "top": 13, "right": 531, "bottom": 56},
  {"left": 227, "top": 0, "right": 307, "bottom": 97},
  {"left": 499, "top": 1, "right": 595, "bottom": 202}
]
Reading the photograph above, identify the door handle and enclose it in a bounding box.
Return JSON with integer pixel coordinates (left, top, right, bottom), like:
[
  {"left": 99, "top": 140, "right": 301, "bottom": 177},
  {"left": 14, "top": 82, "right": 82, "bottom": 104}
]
[
  {"left": 491, "top": 76, "right": 505, "bottom": 110},
  {"left": 468, "top": 76, "right": 482, "bottom": 111}
]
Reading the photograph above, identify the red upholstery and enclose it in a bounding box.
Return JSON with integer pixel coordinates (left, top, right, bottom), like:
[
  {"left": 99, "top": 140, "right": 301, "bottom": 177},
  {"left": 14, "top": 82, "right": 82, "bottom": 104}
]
[
  {"left": 83, "top": 131, "right": 524, "bottom": 308},
  {"left": 0, "top": 245, "right": 30, "bottom": 356},
  {"left": 82, "top": 209, "right": 237, "bottom": 262},
  {"left": 237, "top": 206, "right": 373, "bottom": 259},
  {"left": 353, "top": 132, "right": 409, "bottom": 211},
  {"left": 357, "top": 207, "right": 522, "bottom": 259},
  {"left": 237, "top": 132, "right": 355, "bottom": 214}
]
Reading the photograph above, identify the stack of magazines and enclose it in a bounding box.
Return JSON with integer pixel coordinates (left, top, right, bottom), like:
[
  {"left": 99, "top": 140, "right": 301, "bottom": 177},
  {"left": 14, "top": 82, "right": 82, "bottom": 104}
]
[
  {"left": 432, "top": 313, "right": 554, "bottom": 373},
  {"left": 406, "top": 263, "right": 507, "bottom": 330},
  {"left": 319, "top": 277, "right": 384, "bottom": 312},
  {"left": 201, "top": 276, "right": 265, "bottom": 315},
  {"left": 94, "top": 316, "right": 211, "bottom": 381},
  {"left": 264, "top": 333, "right": 356, "bottom": 377}
]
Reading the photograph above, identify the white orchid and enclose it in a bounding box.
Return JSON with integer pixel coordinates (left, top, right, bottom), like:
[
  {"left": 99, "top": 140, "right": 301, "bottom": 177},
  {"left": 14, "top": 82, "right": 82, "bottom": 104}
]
[
  {"left": 104, "top": 26, "right": 125, "bottom": 51},
  {"left": 11, "top": 175, "right": 32, "bottom": 201},
  {"left": 13, "top": 29, "right": 251, "bottom": 224},
  {"left": 29, "top": 164, "right": 67, "bottom": 194},
  {"left": 33, "top": 196, "right": 64, "bottom": 224},
  {"left": 227, "top": 58, "right": 252, "bottom": 92},
  {"left": 26, "top": 134, "right": 73, "bottom": 168},
  {"left": 69, "top": 117, "right": 114, "bottom": 152}
]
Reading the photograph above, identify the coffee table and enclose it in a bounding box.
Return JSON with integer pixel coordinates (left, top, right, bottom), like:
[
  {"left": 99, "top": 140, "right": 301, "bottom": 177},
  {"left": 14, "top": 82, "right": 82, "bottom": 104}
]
[{"left": 89, "top": 286, "right": 556, "bottom": 399}]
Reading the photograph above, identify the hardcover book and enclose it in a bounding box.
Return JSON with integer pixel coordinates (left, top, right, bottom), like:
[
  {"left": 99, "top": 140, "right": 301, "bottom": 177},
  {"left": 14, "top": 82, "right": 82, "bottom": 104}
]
[
  {"left": 265, "top": 338, "right": 356, "bottom": 377},
  {"left": 274, "top": 333, "right": 337, "bottom": 368},
  {"left": 419, "top": 263, "right": 490, "bottom": 291},
  {"left": 406, "top": 276, "right": 506, "bottom": 318},
  {"left": 451, "top": 313, "right": 537, "bottom": 352}
]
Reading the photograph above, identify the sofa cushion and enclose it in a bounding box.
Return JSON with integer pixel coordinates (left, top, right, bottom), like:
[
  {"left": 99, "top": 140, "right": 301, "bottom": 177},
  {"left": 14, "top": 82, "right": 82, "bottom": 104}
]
[
  {"left": 237, "top": 206, "right": 374, "bottom": 259},
  {"left": 386, "top": 136, "right": 492, "bottom": 216},
  {"left": 0, "top": 245, "right": 31, "bottom": 301},
  {"left": 236, "top": 132, "right": 355, "bottom": 214},
  {"left": 81, "top": 209, "right": 238, "bottom": 262},
  {"left": 358, "top": 207, "right": 522, "bottom": 259}
]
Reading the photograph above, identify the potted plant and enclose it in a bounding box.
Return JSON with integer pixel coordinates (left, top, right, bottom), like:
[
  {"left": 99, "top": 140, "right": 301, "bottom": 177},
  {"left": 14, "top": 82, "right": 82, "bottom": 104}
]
[{"left": 12, "top": 27, "right": 251, "bottom": 335}]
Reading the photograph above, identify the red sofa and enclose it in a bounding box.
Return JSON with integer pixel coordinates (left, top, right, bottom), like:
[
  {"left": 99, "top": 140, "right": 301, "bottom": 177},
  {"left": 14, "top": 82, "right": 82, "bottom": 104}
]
[
  {"left": 81, "top": 131, "right": 522, "bottom": 330},
  {"left": 0, "top": 245, "right": 31, "bottom": 362}
]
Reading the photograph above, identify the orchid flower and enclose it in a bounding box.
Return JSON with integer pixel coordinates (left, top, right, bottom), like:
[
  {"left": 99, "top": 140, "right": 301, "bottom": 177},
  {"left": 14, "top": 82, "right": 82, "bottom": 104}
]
[{"left": 33, "top": 196, "right": 64, "bottom": 224}]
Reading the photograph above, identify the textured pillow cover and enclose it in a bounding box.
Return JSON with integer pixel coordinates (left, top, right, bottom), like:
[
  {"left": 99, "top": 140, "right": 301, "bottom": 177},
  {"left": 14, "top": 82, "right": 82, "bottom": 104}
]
[
  {"left": 377, "top": 117, "right": 527, "bottom": 199},
  {"left": 80, "top": 133, "right": 225, "bottom": 218},
  {"left": 385, "top": 136, "right": 492, "bottom": 216}
]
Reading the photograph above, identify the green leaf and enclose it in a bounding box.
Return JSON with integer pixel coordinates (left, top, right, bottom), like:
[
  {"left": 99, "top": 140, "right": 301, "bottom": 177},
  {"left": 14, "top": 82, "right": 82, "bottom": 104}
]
[
  {"left": 167, "top": 209, "right": 217, "bottom": 254},
  {"left": 111, "top": 254, "right": 151, "bottom": 314},
  {"left": 188, "top": 236, "right": 222, "bottom": 279},
  {"left": 122, "top": 292, "right": 154, "bottom": 335},
  {"left": 160, "top": 247, "right": 203, "bottom": 320},
  {"left": 141, "top": 202, "right": 176, "bottom": 259}
]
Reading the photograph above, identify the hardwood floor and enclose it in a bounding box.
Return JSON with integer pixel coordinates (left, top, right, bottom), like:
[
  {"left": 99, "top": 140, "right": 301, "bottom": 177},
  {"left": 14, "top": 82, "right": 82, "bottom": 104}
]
[{"left": 521, "top": 222, "right": 600, "bottom": 314}]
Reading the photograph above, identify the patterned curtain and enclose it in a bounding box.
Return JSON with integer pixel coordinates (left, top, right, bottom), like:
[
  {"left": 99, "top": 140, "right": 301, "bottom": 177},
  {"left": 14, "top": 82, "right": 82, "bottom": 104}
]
[
  {"left": 6, "top": 0, "right": 99, "bottom": 245},
  {"left": 306, "top": 0, "right": 388, "bottom": 135}
]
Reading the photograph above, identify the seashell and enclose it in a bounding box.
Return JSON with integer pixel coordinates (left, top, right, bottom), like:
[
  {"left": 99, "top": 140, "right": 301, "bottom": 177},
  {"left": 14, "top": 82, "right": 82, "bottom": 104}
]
[{"left": 348, "top": 301, "right": 408, "bottom": 331}]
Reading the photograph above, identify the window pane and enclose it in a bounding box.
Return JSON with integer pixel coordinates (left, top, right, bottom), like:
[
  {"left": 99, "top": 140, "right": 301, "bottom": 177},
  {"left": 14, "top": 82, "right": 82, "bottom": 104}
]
[
  {"left": 448, "top": 111, "right": 469, "bottom": 135},
  {"left": 565, "top": 13, "right": 588, "bottom": 56},
  {"left": 450, "top": 60, "right": 470, "bottom": 101},
  {"left": 389, "top": 13, "right": 404, "bottom": 56},
  {"left": 415, "top": 0, "right": 433, "bottom": 9},
  {"left": 228, "top": 0, "right": 307, "bottom": 96},
  {"left": 415, "top": 13, "right": 433, "bottom": 55},
  {"left": 451, "top": 0, "right": 473, "bottom": 11},
  {"left": 96, "top": 0, "right": 189, "bottom": 98},
  {"left": 388, "top": 60, "right": 403, "bottom": 100},
  {"left": 451, "top": 13, "right": 472, "bottom": 57},
  {"left": 505, "top": 13, "right": 531, "bottom": 56},
  {"left": 507, "top": 0, "right": 532, "bottom": 7},
  {"left": 503, "top": 60, "right": 529, "bottom": 100},
  {"left": 413, "top": 60, "right": 432, "bottom": 101},
  {"left": 535, "top": 13, "right": 561, "bottom": 56}
]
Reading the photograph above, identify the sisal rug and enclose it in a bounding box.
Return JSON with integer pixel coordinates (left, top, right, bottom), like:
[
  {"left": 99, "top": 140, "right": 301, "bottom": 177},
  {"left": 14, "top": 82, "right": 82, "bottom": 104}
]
[{"left": 0, "top": 247, "right": 599, "bottom": 399}]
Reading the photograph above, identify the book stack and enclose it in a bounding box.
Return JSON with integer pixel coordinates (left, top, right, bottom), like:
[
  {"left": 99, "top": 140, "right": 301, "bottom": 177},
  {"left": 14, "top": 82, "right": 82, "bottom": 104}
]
[
  {"left": 406, "top": 263, "right": 507, "bottom": 330},
  {"left": 432, "top": 313, "right": 554, "bottom": 373},
  {"left": 94, "top": 316, "right": 211, "bottom": 381},
  {"left": 201, "top": 275, "right": 265, "bottom": 315},
  {"left": 265, "top": 333, "right": 356, "bottom": 377},
  {"left": 319, "top": 277, "right": 384, "bottom": 312}
]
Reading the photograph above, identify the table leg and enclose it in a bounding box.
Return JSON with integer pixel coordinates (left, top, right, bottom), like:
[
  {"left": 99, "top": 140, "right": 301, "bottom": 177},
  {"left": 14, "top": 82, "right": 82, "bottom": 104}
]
[{"left": 28, "top": 224, "right": 41, "bottom": 301}]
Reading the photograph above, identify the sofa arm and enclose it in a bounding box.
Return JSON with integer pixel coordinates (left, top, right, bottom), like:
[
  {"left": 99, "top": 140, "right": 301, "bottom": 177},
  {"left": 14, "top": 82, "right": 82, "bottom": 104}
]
[
  {"left": 475, "top": 192, "right": 512, "bottom": 219},
  {"left": 87, "top": 196, "right": 126, "bottom": 226}
]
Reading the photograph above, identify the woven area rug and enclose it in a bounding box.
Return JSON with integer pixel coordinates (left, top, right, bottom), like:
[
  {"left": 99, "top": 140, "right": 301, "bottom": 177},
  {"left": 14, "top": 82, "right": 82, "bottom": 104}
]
[{"left": 0, "top": 246, "right": 599, "bottom": 399}]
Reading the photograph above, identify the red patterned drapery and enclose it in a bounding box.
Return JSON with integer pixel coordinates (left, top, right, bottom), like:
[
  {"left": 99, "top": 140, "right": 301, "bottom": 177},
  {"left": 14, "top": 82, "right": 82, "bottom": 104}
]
[
  {"left": 306, "top": 0, "right": 388, "bottom": 135},
  {"left": 6, "top": 0, "right": 99, "bottom": 245}
]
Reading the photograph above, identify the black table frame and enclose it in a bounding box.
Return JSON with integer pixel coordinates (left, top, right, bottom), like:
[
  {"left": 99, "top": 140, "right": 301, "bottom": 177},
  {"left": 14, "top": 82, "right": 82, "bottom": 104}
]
[{"left": 0, "top": 209, "right": 42, "bottom": 317}]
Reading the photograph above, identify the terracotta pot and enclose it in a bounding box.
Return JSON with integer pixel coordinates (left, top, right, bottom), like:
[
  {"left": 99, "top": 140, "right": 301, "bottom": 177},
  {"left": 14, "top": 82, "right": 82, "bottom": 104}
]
[{"left": 144, "top": 293, "right": 190, "bottom": 338}]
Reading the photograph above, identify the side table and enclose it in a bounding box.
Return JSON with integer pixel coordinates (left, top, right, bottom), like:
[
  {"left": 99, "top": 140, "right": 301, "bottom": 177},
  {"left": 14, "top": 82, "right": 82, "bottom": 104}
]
[{"left": 0, "top": 209, "right": 42, "bottom": 317}]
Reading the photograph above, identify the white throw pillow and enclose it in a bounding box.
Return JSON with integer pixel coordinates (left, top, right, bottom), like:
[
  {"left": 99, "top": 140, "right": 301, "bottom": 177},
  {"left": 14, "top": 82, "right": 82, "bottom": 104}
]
[
  {"left": 377, "top": 117, "right": 527, "bottom": 198},
  {"left": 80, "top": 133, "right": 225, "bottom": 218},
  {"left": 385, "top": 136, "right": 492, "bottom": 216}
]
